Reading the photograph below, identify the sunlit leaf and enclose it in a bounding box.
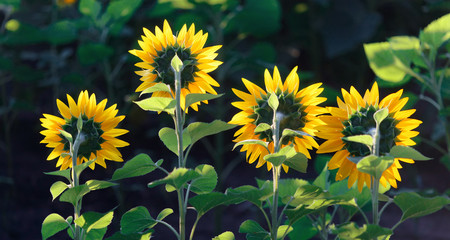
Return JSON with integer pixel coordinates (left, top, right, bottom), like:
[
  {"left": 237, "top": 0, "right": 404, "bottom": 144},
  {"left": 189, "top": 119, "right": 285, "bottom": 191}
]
[
  {"left": 148, "top": 168, "right": 200, "bottom": 191},
  {"left": 212, "top": 231, "right": 235, "bottom": 240},
  {"left": 342, "top": 135, "right": 373, "bottom": 146},
  {"left": 239, "top": 220, "right": 270, "bottom": 239},
  {"left": 42, "top": 213, "right": 70, "bottom": 240},
  {"left": 226, "top": 182, "right": 272, "bottom": 207},
  {"left": 50, "top": 181, "right": 69, "bottom": 201},
  {"left": 120, "top": 206, "right": 156, "bottom": 235},
  {"left": 394, "top": 192, "right": 450, "bottom": 222},
  {"left": 186, "top": 120, "right": 236, "bottom": 146},
  {"left": 134, "top": 97, "right": 176, "bottom": 114},
  {"left": 156, "top": 208, "right": 173, "bottom": 221},
  {"left": 389, "top": 145, "right": 431, "bottom": 161},
  {"left": 364, "top": 42, "right": 408, "bottom": 84},
  {"left": 140, "top": 83, "right": 171, "bottom": 97},
  {"left": 74, "top": 210, "right": 114, "bottom": 233},
  {"left": 86, "top": 180, "right": 117, "bottom": 191},
  {"left": 111, "top": 154, "right": 160, "bottom": 181},
  {"left": 190, "top": 164, "right": 218, "bottom": 194},
  {"left": 356, "top": 155, "right": 394, "bottom": 179},
  {"left": 189, "top": 192, "right": 240, "bottom": 216},
  {"left": 158, "top": 127, "right": 191, "bottom": 156},
  {"left": 59, "top": 185, "right": 90, "bottom": 206},
  {"left": 233, "top": 139, "right": 269, "bottom": 152},
  {"left": 184, "top": 93, "right": 222, "bottom": 109},
  {"left": 421, "top": 13, "right": 450, "bottom": 50}
]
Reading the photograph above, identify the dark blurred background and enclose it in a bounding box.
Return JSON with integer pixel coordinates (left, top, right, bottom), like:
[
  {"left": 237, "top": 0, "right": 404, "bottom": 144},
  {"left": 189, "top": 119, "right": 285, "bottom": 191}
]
[{"left": 0, "top": 0, "right": 449, "bottom": 239}]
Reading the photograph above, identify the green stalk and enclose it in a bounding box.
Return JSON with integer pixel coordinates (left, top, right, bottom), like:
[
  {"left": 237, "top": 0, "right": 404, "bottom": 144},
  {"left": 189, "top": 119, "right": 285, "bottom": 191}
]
[
  {"left": 271, "top": 111, "right": 282, "bottom": 240},
  {"left": 172, "top": 55, "right": 186, "bottom": 240},
  {"left": 371, "top": 118, "right": 381, "bottom": 225},
  {"left": 70, "top": 133, "right": 84, "bottom": 240}
]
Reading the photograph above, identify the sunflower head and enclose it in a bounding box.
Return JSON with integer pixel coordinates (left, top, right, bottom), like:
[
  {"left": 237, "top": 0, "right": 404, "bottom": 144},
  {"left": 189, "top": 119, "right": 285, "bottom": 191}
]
[
  {"left": 40, "top": 91, "right": 129, "bottom": 170},
  {"left": 316, "top": 82, "right": 422, "bottom": 191},
  {"left": 130, "top": 20, "right": 222, "bottom": 112},
  {"left": 230, "top": 66, "right": 327, "bottom": 172}
]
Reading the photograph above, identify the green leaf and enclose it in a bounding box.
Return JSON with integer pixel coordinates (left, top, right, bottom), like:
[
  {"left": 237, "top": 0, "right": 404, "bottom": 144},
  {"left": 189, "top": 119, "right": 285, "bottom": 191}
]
[
  {"left": 256, "top": 178, "right": 309, "bottom": 201},
  {"left": 148, "top": 168, "right": 200, "bottom": 191},
  {"left": 287, "top": 216, "right": 318, "bottom": 240},
  {"left": 140, "top": 83, "right": 171, "bottom": 97},
  {"left": 312, "top": 165, "right": 330, "bottom": 190},
  {"left": 186, "top": 120, "right": 236, "bottom": 146},
  {"left": 268, "top": 93, "right": 279, "bottom": 111},
  {"left": 394, "top": 192, "right": 450, "bottom": 222},
  {"left": 44, "top": 169, "right": 71, "bottom": 182},
  {"left": 111, "top": 154, "right": 160, "bottom": 181},
  {"left": 373, "top": 108, "right": 389, "bottom": 125},
  {"left": 79, "top": 0, "right": 101, "bottom": 19},
  {"left": 212, "top": 231, "right": 235, "bottom": 240},
  {"left": 421, "top": 13, "right": 450, "bottom": 50},
  {"left": 42, "top": 213, "right": 70, "bottom": 240},
  {"left": 284, "top": 152, "right": 308, "bottom": 173},
  {"left": 190, "top": 164, "right": 218, "bottom": 194},
  {"left": 189, "top": 192, "right": 241, "bottom": 217},
  {"left": 120, "top": 206, "right": 156, "bottom": 235},
  {"left": 86, "top": 180, "right": 117, "bottom": 191},
  {"left": 74, "top": 210, "right": 114, "bottom": 233},
  {"left": 389, "top": 145, "right": 431, "bottom": 161},
  {"left": 254, "top": 123, "right": 271, "bottom": 134},
  {"left": 50, "top": 181, "right": 69, "bottom": 201},
  {"left": 263, "top": 145, "right": 296, "bottom": 167},
  {"left": 134, "top": 97, "right": 176, "bottom": 114},
  {"left": 84, "top": 227, "right": 108, "bottom": 240},
  {"left": 277, "top": 225, "right": 293, "bottom": 239},
  {"left": 388, "top": 36, "right": 421, "bottom": 67},
  {"left": 156, "top": 208, "right": 173, "bottom": 221},
  {"left": 59, "top": 185, "right": 90, "bottom": 206},
  {"left": 239, "top": 219, "right": 269, "bottom": 235},
  {"left": 158, "top": 127, "right": 191, "bottom": 156},
  {"left": 105, "top": 0, "right": 142, "bottom": 20},
  {"left": 171, "top": 54, "right": 184, "bottom": 73},
  {"left": 356, "top": 155, "right": 394, "bottom": 179},
  {"left": 233, "top": 139, "right": 269, "bottom": 152},
  {"left": 285, "top": 205, "right": 316, "bottom": 226},
  {"left": 342, "top": 135, "right": 373, "bottom": 146},
  {"left": 184, "top": 93, "right": 222, "bottom": 109},
  {"left": 281, "top": 128, "right": 312, "bottom": 138},
  {"left": 45, "top": 20, "right": 77, "bottom": 45},
  {"left": 106, "top": 231, "right": 152, "bottom": 240},
  {"left": 334, "top": 223, "right": 392, "bottom": 240},
  {"left": 74, "top": 159, "right": 96, "bottom": 180},
  {"left": 364, "top": 42, "right": 408, "bottom": 83},
  {"left": 77, "top": 43, "right": 114, "bottom": 65},
  {"left": 226, "top": 182, "right": 272, "bottom": 207}
]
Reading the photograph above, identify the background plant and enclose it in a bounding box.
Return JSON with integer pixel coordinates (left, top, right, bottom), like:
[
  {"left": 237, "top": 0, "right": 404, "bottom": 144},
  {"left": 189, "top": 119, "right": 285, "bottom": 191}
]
[{"left": 1, "top": 0, "right": 449, "bottom": 239}]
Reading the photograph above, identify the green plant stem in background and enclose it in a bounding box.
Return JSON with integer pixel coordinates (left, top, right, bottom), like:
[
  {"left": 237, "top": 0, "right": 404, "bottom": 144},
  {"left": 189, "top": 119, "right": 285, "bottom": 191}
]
[{"left": 371, "top": 177, "right": 380, "bottom": 225}]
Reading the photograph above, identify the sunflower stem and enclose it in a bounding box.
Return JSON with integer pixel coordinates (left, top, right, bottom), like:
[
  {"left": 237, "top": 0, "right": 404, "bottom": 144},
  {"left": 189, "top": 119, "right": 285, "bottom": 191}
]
[
  {"left": 271, "top": 110, "right": 282, "bottom": 240},
  {"left": 70, "top": 132, "right": 85, "bottom": 240},
  {"left": 371, "top": 119, "right": 381, "bottom": 225},
  {"left": 172, "top": 54, "right": 186, "bottom": 240}
]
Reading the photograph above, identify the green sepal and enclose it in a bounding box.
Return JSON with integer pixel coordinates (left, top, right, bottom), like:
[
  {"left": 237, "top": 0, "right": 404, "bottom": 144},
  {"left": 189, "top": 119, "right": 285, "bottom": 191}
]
[
  {"left": 268, "top": 93, "right": 279, "bottom": 111},
  {"left": 147, "top": 168, "right": 200, "bottom": 191},
  {"left": 373, "top": 108, "right": 389, "bottom": 124},
  {"left": 59, "top": 129, "right": 73, "bottom": 143},
  {"left": 42, "top": 213, "right": 70, "bottom": 240},
  {"left": 393, "top": 192, "right": 450, "bottom": 222},
  {"left": 74, "top": 210, "right": 114, "bottom": 234},
  {"left": 50, "top": 181, "right": 69, "bottom": 201},
  {"left": 190, "top": 164, "right": 218, "bottom": 194},
  {"left": 111, "top": 154, "right": 161, "bottom": 181},
  {"left": 44, "top": 169, "right": 71, "bottom": 182},
  {"left": 120, "top": 206, "right": 156, "bottom": 235},
  {"left": 212, "top": 231, "right": 235, "bottom": 240},
  {"left": 86, "top": 180, "right": 117, "bottom": 191},
  {"left": 189, "top": 192, "right": 241, "bottom": 217},
  {"left": 232, "top": 139, "right": 269, "bottom": 152},
  {"left": 186, "top": 120, "right": 237, "bottom": 146},
  {"left": 134, "top": 97, "right": 176, "bottom": 114},
  {"left": 254, "top": 123, "right": 271, "bottom": 134},
  {"left": 76, "top": 114, "right": 83, "bottom": 132},
  {"left": 356, "top": 155, "right": 394, "bottom": 179},
  {"left": 59, "top": 184, "right": 90, "bottom": 206},
  {"left": 389, "top": 145, "right": 431, "bottom": 161},
  {"left": 342, "top": 135, "right": 373, "bottom": 146},
  {"left": 225, "top": 181, "right": 272, "bottom": 207},
  {"left": 184, "top": 93, "right": 223, "bottom": 109},
  {"left": 171, "top": 54, "right": 184, "bottom": 73},
  {"left": 158, "top": 127, "right": 191, "bottom": 156},
  {"left": 140, "top": 83, "right": 171, "bottom": 97},
  {"left": 239, "top": 220, "right": 270, "bottom": 240}
]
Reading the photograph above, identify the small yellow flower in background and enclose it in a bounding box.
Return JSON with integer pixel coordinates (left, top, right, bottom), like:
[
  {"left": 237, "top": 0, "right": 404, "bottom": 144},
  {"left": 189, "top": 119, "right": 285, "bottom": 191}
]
[
  {"left": 316, "top": 82, "right": 422, "bottom": 191},
  {"left": 130, "top": 20, "right": 222, "bottom": 112},
  {"left": 40, "top": 91, "right": 129, "bottom": 170},
  {"left": 230, "top": 66, "right": 327, "bottom": 172},
  {"left": 56, "top": 0, "right": 77, "bottom": 7}
]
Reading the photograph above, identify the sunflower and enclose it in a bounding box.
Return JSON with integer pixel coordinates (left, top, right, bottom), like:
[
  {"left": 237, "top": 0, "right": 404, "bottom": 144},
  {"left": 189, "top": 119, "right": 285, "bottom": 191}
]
[
  {"left": 316, "top": 82, "right": 422, "bottom": 191},
  {"left": 230, "top": 66, "right": 327, "bottom": 172},
  {"left": 40, "top": 91, "right": 129, "bottom": 170},
  {"left": 129, "top": 20, "right": 222, "bottom": 112}
]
